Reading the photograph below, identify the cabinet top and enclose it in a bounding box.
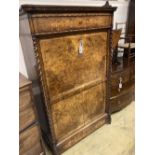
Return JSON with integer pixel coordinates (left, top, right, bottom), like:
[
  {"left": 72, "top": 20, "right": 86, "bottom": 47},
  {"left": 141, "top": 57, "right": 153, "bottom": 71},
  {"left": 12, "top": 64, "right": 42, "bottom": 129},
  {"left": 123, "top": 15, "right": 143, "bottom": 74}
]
[
  {"left": 19, "top": 73, "right": 31, "bottom": 89},
  {"left": 20, "top": 1, "right": 117, "bottom": 15}
]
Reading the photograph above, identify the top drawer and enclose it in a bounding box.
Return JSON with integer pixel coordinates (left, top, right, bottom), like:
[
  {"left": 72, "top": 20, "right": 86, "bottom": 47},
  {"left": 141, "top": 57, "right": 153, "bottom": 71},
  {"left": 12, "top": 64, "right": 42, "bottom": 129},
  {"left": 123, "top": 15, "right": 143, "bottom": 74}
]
[{"left": 30, "top": 13, "right": 112, "bottom": 34}]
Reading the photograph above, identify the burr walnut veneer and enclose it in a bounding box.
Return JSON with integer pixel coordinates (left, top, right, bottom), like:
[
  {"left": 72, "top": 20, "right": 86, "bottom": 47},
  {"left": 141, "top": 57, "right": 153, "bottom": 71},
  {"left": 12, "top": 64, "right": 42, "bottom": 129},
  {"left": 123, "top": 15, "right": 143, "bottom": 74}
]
[{"left": 20, "top": 4, "right": 116, "bottom": 155}]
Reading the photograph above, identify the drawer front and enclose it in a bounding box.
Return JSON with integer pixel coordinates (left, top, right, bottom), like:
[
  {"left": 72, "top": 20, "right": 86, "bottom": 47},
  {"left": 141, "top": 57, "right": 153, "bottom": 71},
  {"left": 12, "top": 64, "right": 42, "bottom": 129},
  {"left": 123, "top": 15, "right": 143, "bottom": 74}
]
[
  {"left": 111, "top": 69, "right": 130, "bottom": 88},
  {"left": 111, "top": 82, "right": 135, "bottom": 97},
  {"left": 20, "top": 142, "right": 44, "bottom": 155},
  {"left": 31, "top": 14, "right": 112, "bottom": 34},
  {"left": 111, "top": 91, "right": 134, "bottom": 113},
  {"left": 39, "top": 31, "right": 107, "bottom": 97},
  {"left": 19, "top": 89, "right": 36, "bottom": 131},
  {"left": 19, "top": 104, "right": 36, "bottom": 131},
  {"left": 19, "top": 125, "right": 43, "bottom": 155},
  {"left": 19, "top": 89, "right": 32, "bottom": 111}
]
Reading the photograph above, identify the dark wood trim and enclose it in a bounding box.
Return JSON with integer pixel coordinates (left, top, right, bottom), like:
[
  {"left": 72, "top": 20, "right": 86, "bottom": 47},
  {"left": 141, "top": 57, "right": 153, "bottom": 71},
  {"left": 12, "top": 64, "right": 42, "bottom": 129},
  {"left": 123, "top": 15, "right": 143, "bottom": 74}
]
[
  {"left": 20, "top": 4, "right": 117, "bottom": 15},
  {"left": 126, "top": 0, "right": 135, "bottom": 42},
  {"left": 105, "top": 26, "right": 113, "bottom": 123},
  {"left": 31, "top": 26, "right": 112, "bottom": 39},
  {"left": 32, "top": 37, "right": 59, "bottom": 155}
]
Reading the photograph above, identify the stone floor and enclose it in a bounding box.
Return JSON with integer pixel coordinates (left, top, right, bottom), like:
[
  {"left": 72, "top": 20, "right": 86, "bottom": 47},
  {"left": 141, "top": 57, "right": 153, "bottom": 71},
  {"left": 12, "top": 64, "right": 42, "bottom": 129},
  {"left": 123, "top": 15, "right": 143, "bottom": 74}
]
[{"left": 45, "top": 101, "right": 135, "bottom": 155}]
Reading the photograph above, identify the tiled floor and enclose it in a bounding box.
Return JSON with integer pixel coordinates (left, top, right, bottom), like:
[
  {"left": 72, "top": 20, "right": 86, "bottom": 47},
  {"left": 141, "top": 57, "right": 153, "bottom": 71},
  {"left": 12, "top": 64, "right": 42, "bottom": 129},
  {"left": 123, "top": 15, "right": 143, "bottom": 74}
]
[{"left": 45, "top": 101, "right": 135, "bottom": 155}]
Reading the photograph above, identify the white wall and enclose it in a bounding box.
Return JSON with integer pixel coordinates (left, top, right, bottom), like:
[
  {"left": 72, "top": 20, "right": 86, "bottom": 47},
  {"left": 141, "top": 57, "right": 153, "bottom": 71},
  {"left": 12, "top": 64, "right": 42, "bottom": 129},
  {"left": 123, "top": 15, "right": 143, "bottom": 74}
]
[
  {"left": 19, "top": 40, "right": 28, "bottom": 77},
  {"left": 111, "top": 0, "right": 129, "bottom": 29},
  {"left": 19, "top": 0, "right": 130, "bottom": 77}
]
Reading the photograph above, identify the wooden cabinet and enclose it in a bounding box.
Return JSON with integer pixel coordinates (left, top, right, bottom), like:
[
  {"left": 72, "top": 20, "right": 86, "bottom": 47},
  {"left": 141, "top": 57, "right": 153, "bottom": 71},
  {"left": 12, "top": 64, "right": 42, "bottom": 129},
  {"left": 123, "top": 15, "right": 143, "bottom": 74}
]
[
  {"left": 20, "top": 4, "right": 116, "bottom": 155},
  {"left": 110, "top": 59, "right": 135, "bottom": 113},
  {"left": 19, "top": 73, "right": 44, "bottom": 155},
  {"left": 110, "top": 0, "right": 135, "bottom": 113}
]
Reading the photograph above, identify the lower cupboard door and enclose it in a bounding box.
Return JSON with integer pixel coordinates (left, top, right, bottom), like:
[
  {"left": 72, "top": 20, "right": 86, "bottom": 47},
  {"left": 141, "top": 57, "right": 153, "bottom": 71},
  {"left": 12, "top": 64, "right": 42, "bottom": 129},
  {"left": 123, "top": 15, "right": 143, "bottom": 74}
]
[
  {"left": 52, "top": 83, "right": 106, "bottom": 142},
  {"left": 82, "top": 83, "right": 106, "bottom": 124},
  {"left": 52, "top": 92, "right": 84, "bottom": 141}
]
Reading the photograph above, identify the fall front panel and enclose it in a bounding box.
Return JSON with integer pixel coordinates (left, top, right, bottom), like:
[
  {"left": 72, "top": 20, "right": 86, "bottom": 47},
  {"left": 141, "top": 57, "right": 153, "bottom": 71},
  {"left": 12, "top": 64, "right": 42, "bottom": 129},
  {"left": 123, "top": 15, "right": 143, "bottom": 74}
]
[{"left": 38, "top": 31, "right": 108, "bottom": 142}]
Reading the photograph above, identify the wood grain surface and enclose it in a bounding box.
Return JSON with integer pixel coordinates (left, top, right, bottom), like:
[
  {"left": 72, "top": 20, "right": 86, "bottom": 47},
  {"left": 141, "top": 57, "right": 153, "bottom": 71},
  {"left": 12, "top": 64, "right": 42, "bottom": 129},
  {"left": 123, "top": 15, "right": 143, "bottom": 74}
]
[
  {"left": 19, "top": 73, "right": 44, "bottom": 155},
  {"left": 19, "top": 124, "right": 43, "bottom": 155},
  {"left": 39, "top": 31, "right": 107, "bottom": 97},
  {"left": 31, "top": 14, "right": 111, "bottom": 34},
  {"left": 38, "top": 31, "right": 108, "bottom": 143}
]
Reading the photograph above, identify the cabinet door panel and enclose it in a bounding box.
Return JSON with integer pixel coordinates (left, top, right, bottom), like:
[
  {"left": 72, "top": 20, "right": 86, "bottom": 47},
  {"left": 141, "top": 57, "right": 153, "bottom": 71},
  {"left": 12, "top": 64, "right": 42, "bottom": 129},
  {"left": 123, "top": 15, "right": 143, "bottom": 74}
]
[
  {"left": 52, "top": 92, "right": 84, "bottom": 141},
  {"left": 39, "top": 31, "right": 108, "bottom": 142},
  {"left": 39, "top": 31, "right": 107, "bottom": 98},
  {"left": 83, "top": 83, "right": 106, "bottom": 124}
]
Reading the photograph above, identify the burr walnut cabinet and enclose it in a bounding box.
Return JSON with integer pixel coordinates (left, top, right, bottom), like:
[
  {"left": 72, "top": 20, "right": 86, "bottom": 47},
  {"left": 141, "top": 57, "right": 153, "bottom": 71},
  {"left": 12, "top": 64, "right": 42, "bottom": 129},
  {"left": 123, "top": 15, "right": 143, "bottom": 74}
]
[{"left": 20, "top": 3, "right": 116, "bottom": 155}]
